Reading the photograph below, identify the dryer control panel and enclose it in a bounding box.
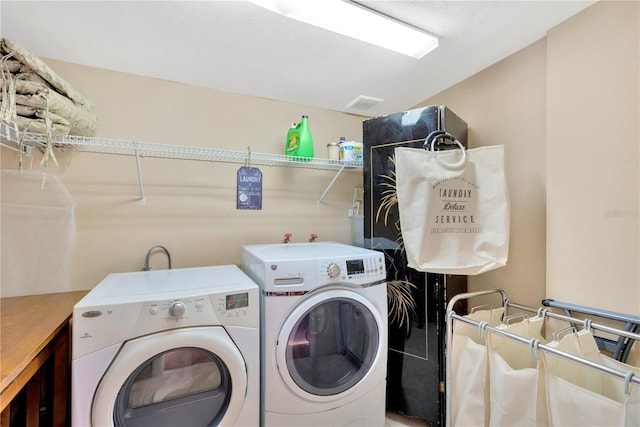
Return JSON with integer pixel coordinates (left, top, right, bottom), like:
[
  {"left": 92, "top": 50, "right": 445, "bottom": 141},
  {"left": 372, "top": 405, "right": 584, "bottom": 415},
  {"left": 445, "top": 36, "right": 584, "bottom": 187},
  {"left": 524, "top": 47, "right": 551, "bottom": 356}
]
[
  {"left": 258, "top": 253, "right": 385, "bottom": 290},
  {"left": 317, "top": 256, "right": 385, "bottom": 283}
]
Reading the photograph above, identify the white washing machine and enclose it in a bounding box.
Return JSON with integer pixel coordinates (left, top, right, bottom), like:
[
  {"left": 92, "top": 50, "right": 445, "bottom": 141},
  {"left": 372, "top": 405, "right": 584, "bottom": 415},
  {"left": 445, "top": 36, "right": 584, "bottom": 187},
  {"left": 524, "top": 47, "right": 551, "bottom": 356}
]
[
  {"left": 72, "top": 265, "right": 260, "bottom": 427},
  {"left": 242, "top": 242, "right": 387, "bottom": 426}
]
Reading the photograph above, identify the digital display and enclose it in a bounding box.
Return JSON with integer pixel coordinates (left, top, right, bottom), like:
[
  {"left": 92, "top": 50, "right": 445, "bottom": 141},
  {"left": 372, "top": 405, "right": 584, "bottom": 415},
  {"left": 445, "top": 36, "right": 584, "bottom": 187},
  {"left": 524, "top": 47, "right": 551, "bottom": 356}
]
[
  {"left": 345, "top": 259, "right": 365, "bottom": 275},
  {"left": 226, "top": 292, "right": 249, "bottom": 310}
]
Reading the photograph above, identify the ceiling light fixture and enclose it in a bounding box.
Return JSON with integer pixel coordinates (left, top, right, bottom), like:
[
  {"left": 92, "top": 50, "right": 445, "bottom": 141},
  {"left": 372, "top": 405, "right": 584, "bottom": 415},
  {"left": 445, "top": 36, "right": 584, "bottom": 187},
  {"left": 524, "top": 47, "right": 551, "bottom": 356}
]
[{"left": 248, "top": 0, "right": 439, "bottom": 59}]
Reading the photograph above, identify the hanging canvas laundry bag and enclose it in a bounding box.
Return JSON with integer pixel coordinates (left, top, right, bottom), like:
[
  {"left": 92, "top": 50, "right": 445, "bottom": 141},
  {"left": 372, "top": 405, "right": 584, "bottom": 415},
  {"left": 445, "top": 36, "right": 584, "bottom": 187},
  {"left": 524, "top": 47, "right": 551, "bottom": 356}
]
[{"left": 395, "top": 138, "right": 510, "bottom": 275}]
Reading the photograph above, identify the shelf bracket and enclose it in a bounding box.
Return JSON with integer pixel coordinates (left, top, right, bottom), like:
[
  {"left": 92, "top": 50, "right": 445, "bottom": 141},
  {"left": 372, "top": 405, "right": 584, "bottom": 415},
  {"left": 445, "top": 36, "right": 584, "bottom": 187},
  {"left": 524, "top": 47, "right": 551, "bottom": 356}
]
[
  {"left": 317, "top": 164, "right": 346, "bottom": 207},
  {"left": 133, "top": 142, "right": 146, "bottom": 206}
]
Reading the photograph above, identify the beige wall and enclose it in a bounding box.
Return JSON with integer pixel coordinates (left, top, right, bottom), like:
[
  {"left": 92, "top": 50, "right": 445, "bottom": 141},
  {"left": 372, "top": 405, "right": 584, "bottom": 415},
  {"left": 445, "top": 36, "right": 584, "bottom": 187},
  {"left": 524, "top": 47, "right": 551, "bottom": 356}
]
[
  {"left": 546, "top": 0, "right": 639, "bottom": 315},
  {"left": 415, "top": 0, "right": 639, "bottom": 315},
  {"left": 2, "top": 62, "right": 366, "bottom": 292},
  {"left": 414, "top": 39, "right": 548, "bottom": 308},
  {"left": 2, "top": 1, "right": 638, "bottom": 316}
]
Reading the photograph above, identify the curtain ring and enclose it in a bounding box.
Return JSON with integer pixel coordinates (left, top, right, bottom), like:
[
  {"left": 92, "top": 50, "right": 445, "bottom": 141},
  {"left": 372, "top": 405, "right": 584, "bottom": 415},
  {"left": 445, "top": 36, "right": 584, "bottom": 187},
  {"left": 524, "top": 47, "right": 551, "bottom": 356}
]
[
  {"left": 537, "top": 307, "right": 549, "bottom": 318},
  {"left": 529, "top": 338, "right": 541, "bottom": 360},
  {"left": 478, "top": 320, "right": 488, "bottom": 338},
  {"left": 624, "top": 371, "right": 635, "bottom": 395}
]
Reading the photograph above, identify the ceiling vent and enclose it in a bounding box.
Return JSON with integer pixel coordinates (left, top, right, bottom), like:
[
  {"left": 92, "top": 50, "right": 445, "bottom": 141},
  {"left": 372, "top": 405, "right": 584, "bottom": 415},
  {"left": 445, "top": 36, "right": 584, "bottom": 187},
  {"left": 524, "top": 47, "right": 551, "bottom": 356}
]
[{"left": 346, "top": 95, "right": 384, "bottom": 110}]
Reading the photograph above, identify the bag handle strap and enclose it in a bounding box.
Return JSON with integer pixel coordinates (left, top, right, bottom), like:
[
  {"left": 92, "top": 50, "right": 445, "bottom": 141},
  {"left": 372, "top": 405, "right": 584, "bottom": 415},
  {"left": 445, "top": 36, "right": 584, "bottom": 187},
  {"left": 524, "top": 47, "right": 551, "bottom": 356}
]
[{"left": 424, "top": 130, "right": 466, "bottom": 168}]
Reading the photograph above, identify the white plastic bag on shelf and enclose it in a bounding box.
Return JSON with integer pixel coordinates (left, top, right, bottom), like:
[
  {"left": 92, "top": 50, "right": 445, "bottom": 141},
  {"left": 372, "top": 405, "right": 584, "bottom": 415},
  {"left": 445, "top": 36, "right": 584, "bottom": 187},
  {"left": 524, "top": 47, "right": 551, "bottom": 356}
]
[
  {"left": 542, "top": 329, "right": 640, "bottom": 426},
  {"left": 1, "top": 170, "right": 76, "bottom": 297},
  {"left": 450, "top": 307, "right": 504, "bottom": 427}
]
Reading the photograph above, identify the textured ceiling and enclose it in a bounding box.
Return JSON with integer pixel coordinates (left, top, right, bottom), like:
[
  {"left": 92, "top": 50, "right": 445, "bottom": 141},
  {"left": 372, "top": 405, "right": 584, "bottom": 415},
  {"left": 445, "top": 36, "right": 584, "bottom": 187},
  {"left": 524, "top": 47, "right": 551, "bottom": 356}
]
[{"left": 1, "top": 1, "right": 597, "bottom": 117}]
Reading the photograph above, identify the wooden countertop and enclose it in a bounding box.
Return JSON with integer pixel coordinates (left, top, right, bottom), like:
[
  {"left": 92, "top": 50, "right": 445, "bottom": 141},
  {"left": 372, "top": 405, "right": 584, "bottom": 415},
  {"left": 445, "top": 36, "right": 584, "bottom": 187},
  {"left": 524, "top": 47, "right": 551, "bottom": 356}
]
[{"left": 1, "top": 290, "right": 87, "bottom": 406}]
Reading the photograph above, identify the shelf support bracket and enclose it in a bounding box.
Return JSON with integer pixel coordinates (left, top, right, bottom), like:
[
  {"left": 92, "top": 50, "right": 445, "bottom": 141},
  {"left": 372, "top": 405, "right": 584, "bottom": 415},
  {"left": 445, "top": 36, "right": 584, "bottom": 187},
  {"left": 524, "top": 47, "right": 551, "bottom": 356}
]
[
  {"left": 317, "top": 164, "right": 346, "bottom": 207},
  {"left": 133, "top": 142, "right": 146, "bottom": 206}
]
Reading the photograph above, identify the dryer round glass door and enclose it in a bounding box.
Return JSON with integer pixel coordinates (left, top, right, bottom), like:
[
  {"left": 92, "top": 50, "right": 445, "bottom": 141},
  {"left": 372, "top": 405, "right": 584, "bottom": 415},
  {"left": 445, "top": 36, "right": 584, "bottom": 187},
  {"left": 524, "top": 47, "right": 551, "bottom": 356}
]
[
  {"left": 276, "top": 289, "right": 383, "bottom": 399},
  {"left": 92, "top": 326, "right": 247, "bottom": 427}
]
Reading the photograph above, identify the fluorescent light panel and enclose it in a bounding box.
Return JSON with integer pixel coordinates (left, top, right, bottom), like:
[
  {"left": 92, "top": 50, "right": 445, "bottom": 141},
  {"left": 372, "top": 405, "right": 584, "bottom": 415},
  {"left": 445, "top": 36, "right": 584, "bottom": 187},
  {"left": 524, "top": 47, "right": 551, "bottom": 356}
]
[{"left": 249, "top": 0, "right": 438, "bottom": 59}]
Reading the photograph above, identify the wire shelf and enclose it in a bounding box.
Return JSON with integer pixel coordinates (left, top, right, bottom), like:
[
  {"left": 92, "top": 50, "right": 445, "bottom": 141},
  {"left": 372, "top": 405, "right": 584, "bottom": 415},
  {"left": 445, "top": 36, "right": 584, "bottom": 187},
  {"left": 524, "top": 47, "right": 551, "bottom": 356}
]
[{"left": 0, "top": 120, "right": 363, "bottom": 171}]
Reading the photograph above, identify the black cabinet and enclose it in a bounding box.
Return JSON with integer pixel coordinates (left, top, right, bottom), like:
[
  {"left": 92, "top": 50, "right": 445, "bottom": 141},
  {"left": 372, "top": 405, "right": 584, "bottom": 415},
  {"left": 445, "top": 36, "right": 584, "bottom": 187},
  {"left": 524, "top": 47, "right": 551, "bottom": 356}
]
[{"left": 363, "top": 106, "right": 468, "bottom": 426}]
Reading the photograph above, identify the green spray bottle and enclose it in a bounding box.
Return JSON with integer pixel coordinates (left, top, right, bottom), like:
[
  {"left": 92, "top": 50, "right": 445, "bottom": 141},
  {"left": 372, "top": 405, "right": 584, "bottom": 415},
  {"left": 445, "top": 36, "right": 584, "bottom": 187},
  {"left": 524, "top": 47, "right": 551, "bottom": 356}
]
[{"left": 285, "top": 115, "right": 314, "bottom": 159}]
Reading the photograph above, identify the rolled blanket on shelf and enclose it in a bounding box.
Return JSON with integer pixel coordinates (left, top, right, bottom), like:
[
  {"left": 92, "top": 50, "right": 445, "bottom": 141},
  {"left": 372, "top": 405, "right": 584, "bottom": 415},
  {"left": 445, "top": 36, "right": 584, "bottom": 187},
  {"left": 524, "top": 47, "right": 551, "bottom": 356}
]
[
  {"left": 11, "top": 114, "right": 71, "bottom": 137},
  {"left": 14, "top": 80, "right": 97, "bottom": 136},
  {"left": 1, "top": 101, "right": 72, "bottom": 131},
  {"left": 0, "top": 37, "right": 97, "bottom": 137},
  {"left": 3, "top": 58, "right": 23, "bottom": 73}
]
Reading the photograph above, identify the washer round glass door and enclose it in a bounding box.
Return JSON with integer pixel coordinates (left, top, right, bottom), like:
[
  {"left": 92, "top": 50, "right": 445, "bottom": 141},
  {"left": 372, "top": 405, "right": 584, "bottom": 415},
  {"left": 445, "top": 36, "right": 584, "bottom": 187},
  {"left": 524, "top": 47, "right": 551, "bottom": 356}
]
[
  {"left": 92, "top": 326, "right": 247, "bottom": 427},
  {"left": 276, "top": 289, "right": 382, "bottom": 399}
]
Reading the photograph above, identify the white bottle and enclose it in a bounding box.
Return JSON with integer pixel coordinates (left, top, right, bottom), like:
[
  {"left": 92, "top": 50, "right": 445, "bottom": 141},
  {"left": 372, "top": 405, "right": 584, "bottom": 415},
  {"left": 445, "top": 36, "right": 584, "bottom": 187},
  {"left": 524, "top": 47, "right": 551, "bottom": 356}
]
[{"left": 338, "top": 136, "right": 346, "bottom": 160}]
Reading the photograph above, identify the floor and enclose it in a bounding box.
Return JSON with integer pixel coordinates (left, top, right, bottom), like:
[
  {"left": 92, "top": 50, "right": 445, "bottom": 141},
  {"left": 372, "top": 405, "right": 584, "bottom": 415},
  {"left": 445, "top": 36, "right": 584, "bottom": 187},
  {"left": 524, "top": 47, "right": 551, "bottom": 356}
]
[{"left": 385, "top": 411, "right": 431, "bottom": 427}]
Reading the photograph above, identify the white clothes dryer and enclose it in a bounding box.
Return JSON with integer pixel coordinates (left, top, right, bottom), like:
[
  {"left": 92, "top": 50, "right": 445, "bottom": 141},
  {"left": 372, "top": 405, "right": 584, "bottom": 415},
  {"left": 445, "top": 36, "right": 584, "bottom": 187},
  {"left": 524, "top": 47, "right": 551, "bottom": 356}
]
[
  {"left": 72, "top": 265, "right": 259, "bottom": 427},
  {"left": 242, "top": 242, "right": 387, "bottom": 427}
]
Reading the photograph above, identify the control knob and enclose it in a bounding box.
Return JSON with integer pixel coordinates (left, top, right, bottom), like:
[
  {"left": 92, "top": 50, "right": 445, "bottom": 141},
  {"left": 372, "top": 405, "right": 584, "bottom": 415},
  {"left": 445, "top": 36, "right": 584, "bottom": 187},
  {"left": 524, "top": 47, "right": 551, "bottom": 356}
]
[
  {"left": 169, "top": 301, "right": 186, "bottom": 318},
  {"left": 327, "top": 263, "right": 341, "bottom": 278}
]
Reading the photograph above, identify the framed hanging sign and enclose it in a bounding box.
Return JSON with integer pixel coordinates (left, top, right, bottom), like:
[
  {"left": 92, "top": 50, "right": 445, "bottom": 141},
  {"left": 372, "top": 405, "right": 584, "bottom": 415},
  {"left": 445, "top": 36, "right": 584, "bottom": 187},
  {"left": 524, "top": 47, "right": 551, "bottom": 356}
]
[{"left": 237, "top": 165, "right": 262, "bottom": 210}]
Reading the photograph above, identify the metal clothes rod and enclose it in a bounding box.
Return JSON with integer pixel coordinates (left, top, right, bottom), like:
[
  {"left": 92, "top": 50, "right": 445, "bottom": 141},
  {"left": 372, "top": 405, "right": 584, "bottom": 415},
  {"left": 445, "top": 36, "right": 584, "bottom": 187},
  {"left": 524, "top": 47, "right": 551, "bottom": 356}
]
[
  {"left": 448, "top": 307, "right": 640, "bottom": 427},
  {"left": 447, "top": 288, "right": 508, "bottom": 310},
  {"left": 448, "top": 311, "right": 640, "bottom": 386},
  {"left": 506, "top": 300, "right": 640, "bottom": 344},
  {"left": 541, "top": 298, "right": 640, "bottom": 325},
  {"left": 539, "top": 299, "right": 640, "bottom": 363}
]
